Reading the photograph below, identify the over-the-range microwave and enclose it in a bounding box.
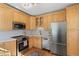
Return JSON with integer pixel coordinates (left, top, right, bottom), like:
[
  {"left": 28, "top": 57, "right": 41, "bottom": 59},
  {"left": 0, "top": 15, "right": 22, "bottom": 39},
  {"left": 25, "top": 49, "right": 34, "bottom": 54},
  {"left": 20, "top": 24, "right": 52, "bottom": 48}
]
[{"left": 13, "top": 22, "right": 26, "bottom": 30}]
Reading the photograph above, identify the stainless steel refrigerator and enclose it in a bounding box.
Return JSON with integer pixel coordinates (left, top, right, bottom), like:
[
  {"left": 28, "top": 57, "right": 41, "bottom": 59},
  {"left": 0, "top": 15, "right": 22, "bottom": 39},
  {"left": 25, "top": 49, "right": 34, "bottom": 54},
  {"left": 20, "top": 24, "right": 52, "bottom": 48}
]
[{"left": 50, "top": 21, "right": 67, "bottom": 56}]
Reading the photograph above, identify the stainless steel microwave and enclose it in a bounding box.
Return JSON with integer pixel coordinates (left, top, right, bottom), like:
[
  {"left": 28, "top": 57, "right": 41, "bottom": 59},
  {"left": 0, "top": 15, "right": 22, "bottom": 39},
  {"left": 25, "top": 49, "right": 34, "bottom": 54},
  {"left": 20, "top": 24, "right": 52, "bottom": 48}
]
[{"left": 13, "top": 22, "right": 26, "bottom": 30}]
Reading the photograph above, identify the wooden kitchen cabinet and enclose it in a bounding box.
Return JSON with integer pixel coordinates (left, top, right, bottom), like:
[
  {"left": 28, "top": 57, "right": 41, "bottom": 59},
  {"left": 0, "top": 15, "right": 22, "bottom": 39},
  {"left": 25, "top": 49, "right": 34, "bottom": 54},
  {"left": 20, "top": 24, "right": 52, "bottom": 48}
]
[
  {"left": 0, "top": 3, "right": 30, "bottom": 30},
  {"left": 66, "top": 4, "right": 79, "bottom": 30},
  {"left": 29, "top": 16, "right": 37, "bottom": 30},
  {"left": 14, "top": 10, "right": 21, "bottom": 22},
  {"left": 67, "top": 29, "right": 79, "bottom": 56},
  {"left": 4, "top": 40, "right": 17, "bottom": 56},
  {"left": 25, "top": 14, "right": 30, "bottom": 30},
  {"left": 0, "top": 4, "right": 14, "bottom": 30},
  {"left": 14, "top": 10, "right": 26, "bottom": 23},
  {"left": 53, "top": 10, "right": 65, "bottom": 22},
  {"left": 29, "top": 16, "right": 45, "bottom": 30},
  {"left": 0, "top": 39, "right": 16, "bottom": 56},
  {"left": 20, "top": 12, "right": 30, "bottom": 30},
  {"left": 36, "top": 10, "right": 65, "bottom": 30},
  {"left": 28, "top": 37, "right": 34, "bottom": 48},
  {"left": 14, "top": 9, "right": 30, "bottom": 30},
  {"left": 35, "top": 13, "right": 53, "bottom": 30},
  {"left": 66, "top": 4, "right": 79, "bottom": 56},
  {"left": 40, "top": 14, "right": 53, "bottom": 30},
  {"left": 28, "top": 36, "right": 42, "bottom": 49},
  {"left": 42, "top": 10, "right": 65, "bottom": 30},
  {"left": 34, "top": 37, "right": 42, "bottom": 49}
]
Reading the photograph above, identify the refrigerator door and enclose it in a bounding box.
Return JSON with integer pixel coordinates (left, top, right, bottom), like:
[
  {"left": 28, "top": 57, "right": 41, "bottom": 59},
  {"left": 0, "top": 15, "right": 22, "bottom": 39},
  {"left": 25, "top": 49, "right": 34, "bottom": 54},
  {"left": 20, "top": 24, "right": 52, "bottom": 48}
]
[
  {"left": 50, "top": 22, "right": 67, "bottom": 55},
  {"left": 57, "top": 22, "right": 66, "bottom": 43},
  {"left": 57, "top": 22, "right": 67, "bottom": 55},
  {"left": 50, "top": 23, "right": 59, "bottom": 54}
]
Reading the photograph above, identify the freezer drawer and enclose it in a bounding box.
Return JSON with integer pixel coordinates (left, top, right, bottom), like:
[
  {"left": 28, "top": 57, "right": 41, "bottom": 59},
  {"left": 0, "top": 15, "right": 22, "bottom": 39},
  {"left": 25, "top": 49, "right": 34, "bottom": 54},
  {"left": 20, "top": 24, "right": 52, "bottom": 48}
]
[
  {"left": 57, "top": 45, "right": 67, "bottom": 56},
  {"left": 49, "top": 43, "right": 57, "bottom": 54}
]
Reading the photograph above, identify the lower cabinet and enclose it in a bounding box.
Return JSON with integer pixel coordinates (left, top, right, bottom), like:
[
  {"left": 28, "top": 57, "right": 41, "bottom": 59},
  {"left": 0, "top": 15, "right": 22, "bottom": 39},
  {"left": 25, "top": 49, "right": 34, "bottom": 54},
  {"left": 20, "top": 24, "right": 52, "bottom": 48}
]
[
  {"left": 0, "top": 39, "right": 16, "bottom": 56},
  {"left": 28, "top": 36, "right": 42, "bottom": 49},
  {"left": 67, "top": 29, "right": 79, "bottom": 56}
]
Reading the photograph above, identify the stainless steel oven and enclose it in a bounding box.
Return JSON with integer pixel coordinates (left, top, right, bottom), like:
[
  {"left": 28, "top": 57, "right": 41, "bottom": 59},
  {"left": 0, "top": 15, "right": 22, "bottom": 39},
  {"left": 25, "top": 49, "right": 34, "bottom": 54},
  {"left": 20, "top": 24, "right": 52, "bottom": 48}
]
[
  {"left": 12, "top": 35, "right": 29, "bottom": 56},
  {"left": 18, "top": 37, "right": 28, "bottom": 51},
  {"left": 16, "top": 36, "right": 29, "bottom": 52}
]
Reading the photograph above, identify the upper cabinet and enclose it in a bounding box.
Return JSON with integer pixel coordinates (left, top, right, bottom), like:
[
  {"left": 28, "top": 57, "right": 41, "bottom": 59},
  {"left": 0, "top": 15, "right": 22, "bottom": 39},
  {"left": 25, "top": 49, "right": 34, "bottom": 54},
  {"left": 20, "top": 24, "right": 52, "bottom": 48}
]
[
  {"left": 0, "top": 4, "right": 65, "bottom": 31},
  {"left": 40, "top": 14, "right": 53, "bottom": 30},
  {"left": 53, "top": 10, "right": 65, "bottom": 22},
  {"left": 66, "top": 4, "right": 79, "bottom": 30},
  {"left": 34, "top": 10, "right": 65, "bottom": 30},
  {"left": 29, "top": 16, "right": 37, "bottom": 30},
  {"left": 14, "top": 10, "right": 27, "bottom": 23},
  {"left": 0, "top": 4, "right": 14, "bottom": 30},
  {"left": 0, "top": 4, "right": 30, "bottom": 30},
  {"left": 14, "top": 10, "right": 30, "bottom": 30}
]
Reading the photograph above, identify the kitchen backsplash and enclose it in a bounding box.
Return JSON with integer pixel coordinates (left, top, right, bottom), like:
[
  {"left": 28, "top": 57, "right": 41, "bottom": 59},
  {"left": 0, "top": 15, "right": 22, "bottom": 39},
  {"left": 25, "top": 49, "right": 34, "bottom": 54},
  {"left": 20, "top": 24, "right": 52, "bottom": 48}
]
[
  {"left": 0, "top": 29, "right": 49, "bottom": 39},
  {"left": 0, "top": 30, "right": 24, "bottom": 39}
]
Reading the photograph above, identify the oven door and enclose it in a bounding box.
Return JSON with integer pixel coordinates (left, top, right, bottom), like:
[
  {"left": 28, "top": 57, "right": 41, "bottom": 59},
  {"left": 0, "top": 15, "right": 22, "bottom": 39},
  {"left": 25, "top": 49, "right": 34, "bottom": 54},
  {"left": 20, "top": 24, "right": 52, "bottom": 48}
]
[
  {"left": 18, "top": 40, "right": 28, "bottom": 51},
  {"left": 19, "top": 42, "right": 24, "bottom": 51}
]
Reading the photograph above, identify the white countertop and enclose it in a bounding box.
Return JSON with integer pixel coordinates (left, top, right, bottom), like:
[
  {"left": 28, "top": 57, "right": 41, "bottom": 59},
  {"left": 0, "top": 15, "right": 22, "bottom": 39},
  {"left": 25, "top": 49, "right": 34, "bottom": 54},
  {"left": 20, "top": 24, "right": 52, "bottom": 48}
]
[
  {"left": 0, "top": 30, "right": 51, "bottom": 42},
  {"left": 0, "top": 38, "right": 16, "bottom": 42},
  {"left": 0, "top": 34, "right": 50, "bottom": 42}
]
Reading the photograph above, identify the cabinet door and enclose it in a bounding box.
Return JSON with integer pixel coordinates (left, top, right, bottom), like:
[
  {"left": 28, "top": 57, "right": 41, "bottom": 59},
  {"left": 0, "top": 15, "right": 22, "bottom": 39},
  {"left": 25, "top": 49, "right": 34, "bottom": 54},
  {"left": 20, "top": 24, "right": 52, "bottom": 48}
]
[
  {"left": 28, "top": 37, "right": 42, "bottom": 49},
  {"left": 25, "top": 14, "right": 30, "bottom": 30},
  {"left": 14, "top": 10, "right": 30, "bottom": 30},
  {"left": 67, "top": 29, "right": 79, "bottom": 56},
  {"left": 0, "top": 42, "right": 8, "bottom": 56},
  {"left": 28, "top": 37, "right": 35, "bottom": 48},
  {"left": 53, "top": 10, "right": 65, "bottom": 22},
  {"left": 0, "top": 40, "right": 16, "bottom": 56},
  {"left": 20, "top": 13, "right": 30, "bottom": 30},
  {"left": 0, "top": 4, "right": 14, "bottom": 30},
  {"left": 14, "top": 10, "right": 26, "bottom": 23},
  {"left": 34, "top": 37, "right": 42, "bottom": 49},
  {"left": 41, "top": 14, "right": 53, "bottom": 30},
  {"left": 14, "top": 10, "right": 23, "bottom": 22},
  {"left": 4, "top": 40, "right": 16, "bottom": 56},
  {"left": 30, "top": 16, "right": 36, "bottom": 30},
  {"left": 66, "top": 4, "right": 79, "bottom": 30}
]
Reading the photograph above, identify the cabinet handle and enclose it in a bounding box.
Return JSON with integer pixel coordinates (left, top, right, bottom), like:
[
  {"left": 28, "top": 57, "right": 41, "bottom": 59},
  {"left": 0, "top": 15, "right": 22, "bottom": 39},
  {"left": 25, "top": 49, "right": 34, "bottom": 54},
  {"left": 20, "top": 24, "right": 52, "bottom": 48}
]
[
  {"left": 36, "top": 18, "right": 38, "bottom": 27},
  {"left": 40, "top": 17, "right": 41, "bottom": 26},
  {"left": 40, "top": 17, "right": 43, "bottom": 26}
]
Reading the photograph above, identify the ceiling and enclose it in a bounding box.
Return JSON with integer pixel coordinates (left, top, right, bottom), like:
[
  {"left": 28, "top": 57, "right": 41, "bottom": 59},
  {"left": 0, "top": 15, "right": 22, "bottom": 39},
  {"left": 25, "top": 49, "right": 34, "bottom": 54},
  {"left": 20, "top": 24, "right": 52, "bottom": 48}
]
[{"left": 8, "top": 3, "right": 73, "bottom": 15}]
